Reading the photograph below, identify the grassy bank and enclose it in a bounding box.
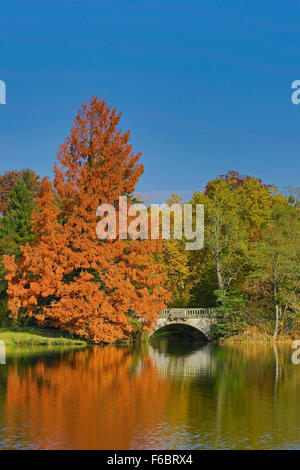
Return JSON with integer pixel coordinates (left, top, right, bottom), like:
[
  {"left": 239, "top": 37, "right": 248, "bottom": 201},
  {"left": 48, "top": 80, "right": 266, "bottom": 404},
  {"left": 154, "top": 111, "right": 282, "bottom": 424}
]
[
  {"left": 221, "top": 327, "right": 300, "bottom": 345},
  {"left": 0, "top": 327, "right": 86, "bottom": 347}
]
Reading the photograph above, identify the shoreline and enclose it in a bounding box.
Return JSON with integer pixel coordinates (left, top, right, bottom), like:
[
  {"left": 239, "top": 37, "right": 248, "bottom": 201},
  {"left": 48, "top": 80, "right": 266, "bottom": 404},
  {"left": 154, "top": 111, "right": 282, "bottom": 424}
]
[
  {"left": 1, "top": 326, "right": 299, "bottom": 348},
  {"left": 0, "top": 327, "right": 86, "bottom": 347},
  {"left": 220, "top": 331, "right": 300, "bottom": 345}
]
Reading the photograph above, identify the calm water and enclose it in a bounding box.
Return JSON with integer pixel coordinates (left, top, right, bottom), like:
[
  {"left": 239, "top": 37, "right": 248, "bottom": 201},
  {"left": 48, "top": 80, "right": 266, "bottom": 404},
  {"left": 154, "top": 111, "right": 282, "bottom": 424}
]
[{"left": 0, "top": 340, "right": 299, "bottom": 450}]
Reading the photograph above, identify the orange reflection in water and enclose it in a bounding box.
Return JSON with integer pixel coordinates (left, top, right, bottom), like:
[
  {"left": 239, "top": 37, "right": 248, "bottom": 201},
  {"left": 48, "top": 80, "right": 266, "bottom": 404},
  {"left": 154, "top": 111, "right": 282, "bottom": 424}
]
[{"left": 3, "top": 346, "right": 170, "bottom": 449}]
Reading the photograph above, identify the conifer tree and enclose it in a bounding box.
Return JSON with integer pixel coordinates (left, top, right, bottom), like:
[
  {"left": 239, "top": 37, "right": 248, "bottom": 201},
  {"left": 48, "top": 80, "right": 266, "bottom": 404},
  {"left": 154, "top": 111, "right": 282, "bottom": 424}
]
[
  {"left": 4, "top": 98, "right": 169, "bottom": 342},
  {"left": 0, "top": 169, "right": 37, "bottom": 251},
  {"left": 0, "top": 169, "right": 38, "bottom": 325}
]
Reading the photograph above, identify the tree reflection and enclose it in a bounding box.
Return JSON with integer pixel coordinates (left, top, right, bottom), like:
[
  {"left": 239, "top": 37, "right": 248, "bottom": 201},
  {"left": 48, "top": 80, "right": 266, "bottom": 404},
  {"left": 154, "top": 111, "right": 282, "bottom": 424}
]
[
  {"left": 1, "top": 345, "right": 170, "bottom": 449},
  {"left": 0, "top": 342, "right": 299, "bottom": 449}
]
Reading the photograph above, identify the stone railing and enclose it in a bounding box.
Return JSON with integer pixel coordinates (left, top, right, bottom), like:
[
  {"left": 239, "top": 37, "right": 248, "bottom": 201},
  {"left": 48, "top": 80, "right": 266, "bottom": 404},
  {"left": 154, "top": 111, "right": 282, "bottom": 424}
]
[{"left": 160, "top": 308, "right": 215, "bottom": 318}]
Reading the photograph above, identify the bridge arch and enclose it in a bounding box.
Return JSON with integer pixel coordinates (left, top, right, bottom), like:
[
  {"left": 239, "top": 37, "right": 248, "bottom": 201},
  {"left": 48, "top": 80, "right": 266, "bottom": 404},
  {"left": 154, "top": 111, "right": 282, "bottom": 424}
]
[
  {"left": 149, "top": 321, "right": 211, "bottom": 341},
  {"left": 146, "top": 308, "right": 216, "bottom": 342}
]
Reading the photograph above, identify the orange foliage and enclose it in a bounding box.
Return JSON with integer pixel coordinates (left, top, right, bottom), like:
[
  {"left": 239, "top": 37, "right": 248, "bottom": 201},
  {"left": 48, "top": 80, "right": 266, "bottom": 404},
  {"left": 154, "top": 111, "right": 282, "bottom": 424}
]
[{"left": 4, "top": 97, "right": 169, "bottom": 342}]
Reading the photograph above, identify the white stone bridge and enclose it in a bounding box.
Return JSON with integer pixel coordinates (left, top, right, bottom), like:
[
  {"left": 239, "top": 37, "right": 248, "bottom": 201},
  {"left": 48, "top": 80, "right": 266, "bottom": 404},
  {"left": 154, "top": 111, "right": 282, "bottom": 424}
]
[{"left": 149, "top": 308, "right": 216, "bottom": 341}]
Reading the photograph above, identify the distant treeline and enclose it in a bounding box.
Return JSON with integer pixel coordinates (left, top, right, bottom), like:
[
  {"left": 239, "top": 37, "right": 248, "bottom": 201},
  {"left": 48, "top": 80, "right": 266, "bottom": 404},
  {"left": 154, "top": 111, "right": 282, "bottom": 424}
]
[{"left": 162, "top": 171, "right": 299, "bottom": 340}]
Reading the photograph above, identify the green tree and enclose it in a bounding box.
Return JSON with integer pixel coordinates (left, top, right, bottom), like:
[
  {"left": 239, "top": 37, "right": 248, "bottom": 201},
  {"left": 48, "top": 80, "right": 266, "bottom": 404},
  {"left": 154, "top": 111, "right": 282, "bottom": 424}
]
[
  {"left": 0, "top": 169, "right": 38, "bottom": 325},
  {"left": 193, "top": 174, "right": 287, "bottom": 294},
  {"left": 189, "top": 172, "right": 290, "bottom": 336},
  {"left": 193, "top": 179, "right": 247, "bottom": 294},
  {"left": 212, "top": 288, "right": 247, "bottom": 338},
  {"left": 247, "top": 202, "right": 300, "bottom": 340},
  {"left": 0, "top": 169, "right": 38, "bottom": 250}
]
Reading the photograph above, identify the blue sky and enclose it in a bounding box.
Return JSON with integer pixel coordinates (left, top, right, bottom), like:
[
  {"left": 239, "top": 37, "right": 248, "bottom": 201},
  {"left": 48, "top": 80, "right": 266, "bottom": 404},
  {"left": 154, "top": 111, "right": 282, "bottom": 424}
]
[{"left": 0, "top": 0, "right": 299, "bottom": 201}]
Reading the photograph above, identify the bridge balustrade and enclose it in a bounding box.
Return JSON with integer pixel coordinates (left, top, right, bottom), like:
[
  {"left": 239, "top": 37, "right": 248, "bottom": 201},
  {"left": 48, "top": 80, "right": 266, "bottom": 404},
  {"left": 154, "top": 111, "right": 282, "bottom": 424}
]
[{"left": 160, "top": 308, "right": 214, "bottom": 318}]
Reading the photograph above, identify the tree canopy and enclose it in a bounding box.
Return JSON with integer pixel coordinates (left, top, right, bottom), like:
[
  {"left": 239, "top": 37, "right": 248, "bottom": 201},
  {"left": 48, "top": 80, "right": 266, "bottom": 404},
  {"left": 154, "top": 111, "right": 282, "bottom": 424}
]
[{"left": 4, "top": 98, "right": 169, "bottom": 343}]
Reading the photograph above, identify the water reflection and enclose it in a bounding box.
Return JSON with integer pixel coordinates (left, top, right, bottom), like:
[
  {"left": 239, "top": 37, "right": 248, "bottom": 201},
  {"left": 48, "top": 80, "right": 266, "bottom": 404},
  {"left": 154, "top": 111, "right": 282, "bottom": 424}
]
[
  {"left": 0, "top": 340, "right": 299, "bottom": 449},
  {"left": 149, "top": 340, "right": 216, "bottom": 379}
]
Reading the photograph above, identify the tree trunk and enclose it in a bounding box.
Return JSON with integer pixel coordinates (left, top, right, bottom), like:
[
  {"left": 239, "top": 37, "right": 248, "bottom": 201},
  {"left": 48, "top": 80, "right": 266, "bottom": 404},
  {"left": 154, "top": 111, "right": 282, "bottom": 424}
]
[
  {"left": 273, "top": 281, "right": 279, "bottom": 341},
  {"left": 216, "top": 259, "right": 225, "bottom": 306},
  {"left": 273, "top": 304, "right": 279, "bottom": 341},
  {"left": 216, "top": 258, "right": 224, "bottom": 290}
]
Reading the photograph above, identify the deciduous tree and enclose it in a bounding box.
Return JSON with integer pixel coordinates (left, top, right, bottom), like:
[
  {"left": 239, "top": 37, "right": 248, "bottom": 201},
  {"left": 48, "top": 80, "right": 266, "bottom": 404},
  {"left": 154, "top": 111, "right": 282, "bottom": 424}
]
[
  {"left": 4, "top": 98, "right": 168, "bottom": 342},
  {"left": 247, "top": 202, "right": 300, "bottom": 340}
]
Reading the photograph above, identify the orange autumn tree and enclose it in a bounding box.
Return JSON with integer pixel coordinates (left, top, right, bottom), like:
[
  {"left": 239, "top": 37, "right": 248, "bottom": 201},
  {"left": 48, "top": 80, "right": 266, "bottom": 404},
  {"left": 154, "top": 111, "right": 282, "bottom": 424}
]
[{"left": 4, "top": 97, "right": 168, "bottom": 343}]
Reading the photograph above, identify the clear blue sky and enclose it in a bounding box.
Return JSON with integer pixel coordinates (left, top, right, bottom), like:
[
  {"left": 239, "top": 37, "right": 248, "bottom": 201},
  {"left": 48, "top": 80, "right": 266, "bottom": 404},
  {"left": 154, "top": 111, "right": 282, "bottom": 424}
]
[{"left": 0, "top": 0, "right": 299, "bottom": 200}]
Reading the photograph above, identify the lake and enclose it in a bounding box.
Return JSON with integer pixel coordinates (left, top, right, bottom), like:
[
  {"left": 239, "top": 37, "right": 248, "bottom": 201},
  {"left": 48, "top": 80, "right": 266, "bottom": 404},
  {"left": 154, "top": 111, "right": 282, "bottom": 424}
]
[{"left": 0, "top": 339, "right": 299, "bottom": 449}]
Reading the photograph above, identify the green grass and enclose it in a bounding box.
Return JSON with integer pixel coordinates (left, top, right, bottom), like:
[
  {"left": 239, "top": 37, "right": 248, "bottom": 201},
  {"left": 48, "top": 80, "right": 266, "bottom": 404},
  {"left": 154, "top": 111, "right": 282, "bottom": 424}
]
[{"left": 0, "top": 327, "right": 86, "bottom": 347}]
